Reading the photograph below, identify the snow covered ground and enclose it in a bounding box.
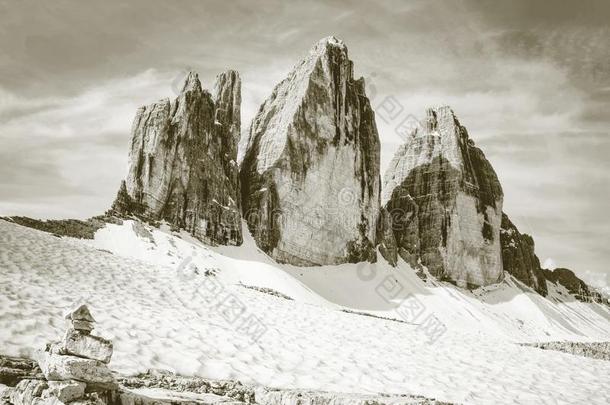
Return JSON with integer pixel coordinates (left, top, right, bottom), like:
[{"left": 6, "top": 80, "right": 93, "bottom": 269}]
[{"left": 1, "top": 219, "right": 609, "bottom": 404}]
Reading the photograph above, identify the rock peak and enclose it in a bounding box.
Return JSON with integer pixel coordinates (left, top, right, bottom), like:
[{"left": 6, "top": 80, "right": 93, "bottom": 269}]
[
  {"left": 240, "top": 36, "right": 380, "bottom": 266},
  {"left": 311, "top": 36, "right": 348, "bottom": 56},
  {"left": 428, "top": 104, "right": 454, "bottom": 114},
  {"left": 217, "top": 69, "right": 239, "bottom": 79},
  {"left": 181, "top": 71, "right": 202, "bottom": 93},
  {"left": 381, "top": 106, "right": 504, "bottom": 287},
  {"left": 112, "top": 68, "right": 243, "bottom": 246},
  {"left": 319, "top": 35, "right": 344, "bottom": 46},
  {"left": 421, "top": 105, "right": 465, "bottom": 136}
]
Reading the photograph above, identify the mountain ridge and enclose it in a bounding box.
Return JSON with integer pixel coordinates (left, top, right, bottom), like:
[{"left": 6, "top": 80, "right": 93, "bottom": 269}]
[{"left": 2, "top": 36, "right": 605, "bottom": 304}]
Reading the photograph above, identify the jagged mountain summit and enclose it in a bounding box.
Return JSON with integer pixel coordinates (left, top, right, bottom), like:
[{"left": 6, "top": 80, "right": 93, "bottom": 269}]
[
  {"left": 93, "top": 36, "right": 604, "bottom": 301},
  {"left": 240, "top": 36, "right": 381, "bottom": 266},
  {"left": 381, "top": 106, "right": 504, "bottom": 287},
  {"left": 110, "top": 71, "right": 243, "bottom": 246}
]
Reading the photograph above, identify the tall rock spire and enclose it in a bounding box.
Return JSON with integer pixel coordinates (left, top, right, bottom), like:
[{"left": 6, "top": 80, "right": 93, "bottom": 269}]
[
  {"left": 240, "top": 37, "right": 381, "bottom": 266},
  {"left": 111, "top": 70, "right": 243, "bottom": 246},
  {"left": 382, "top": 106, "right": 504, "bottom": 287}
]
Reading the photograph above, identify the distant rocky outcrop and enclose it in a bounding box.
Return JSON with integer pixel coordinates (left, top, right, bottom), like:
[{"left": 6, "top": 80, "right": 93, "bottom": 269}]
[
  {"left": 381, "top": 106, "right": 504, "bottom": 287},
  {"left": 0, "top": 217, "right": 120, "bottom": 240},
  {"left": 523, "top": 341, "right": 610, "bottom": 361},
  {"left": 499, "top": 213, "right": 547, "bottom": 295},
  {"left": 111, "top": 71, "right": 243, "bottom": 246},
  {"left": 543, "top": 268, "right": 605, "bottom": 303},
  {"left": 240, "top": 36, "right": 381, "bottom": 266},
  {"left": 499, "top": 214, "right": 606, "bottom": 302}
]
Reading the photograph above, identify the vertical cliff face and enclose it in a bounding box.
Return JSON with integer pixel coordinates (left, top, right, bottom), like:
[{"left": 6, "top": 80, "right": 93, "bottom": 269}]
[
  {"left": 240, "top": 36, "right": 381, "bottom": 266},
  {"left": 382, "top": 106, "right": 504, "bottom": 287},
  {"left": 500, "top": 213, "right": 548, "bottom": 295},
  {"left": 111, "top": 71, "right": 242, "bottom": 245}
]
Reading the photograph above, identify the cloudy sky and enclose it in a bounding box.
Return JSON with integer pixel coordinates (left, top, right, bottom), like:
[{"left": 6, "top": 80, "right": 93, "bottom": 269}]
[{"left": 1, "top": 0, "right": 608, "bottom": 289}]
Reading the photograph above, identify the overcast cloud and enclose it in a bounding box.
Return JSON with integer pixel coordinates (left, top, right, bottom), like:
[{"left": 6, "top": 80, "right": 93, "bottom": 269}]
[{"left": 0, "top": 0, "right": 608, "bottom": 289}]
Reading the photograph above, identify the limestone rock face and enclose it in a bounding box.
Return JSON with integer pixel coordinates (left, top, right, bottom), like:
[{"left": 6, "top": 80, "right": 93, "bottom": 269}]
[
  {"left": 382, "top": 106, "right": 504, "bottom": 287},
  {"left": 112, "top": 71, "right": 242, "bottom": 246},
  {"left": 500, "top": 213, "right": 547, "bottom": 295},
  {"left": 240, "top": 37, "right": 381, "bottom": 266}
]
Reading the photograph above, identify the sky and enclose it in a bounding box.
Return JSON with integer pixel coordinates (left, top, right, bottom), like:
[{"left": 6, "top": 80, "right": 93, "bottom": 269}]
[{"left": 0, "top": 0, "right": 608, "bottom": 290}]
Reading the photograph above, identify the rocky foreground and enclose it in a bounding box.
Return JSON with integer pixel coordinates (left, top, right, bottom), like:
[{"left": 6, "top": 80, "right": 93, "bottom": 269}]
[
  {"left": 0, "top": 357, "right": 453, "bottom": 405},
  {"left": 6, "top": 340, "right": 609, "bottom": 405},
  {"left": 0, "top": 305, "right": 452, "bottom": 405}
]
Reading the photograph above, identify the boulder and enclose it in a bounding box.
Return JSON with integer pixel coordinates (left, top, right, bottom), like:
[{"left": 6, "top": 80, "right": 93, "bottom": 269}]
[
  {"left": 0, "top": 355, "right": 43, "bottom": 386},
  {"left": 10, "top": 379, "right": 48, "bottom": 405},
  {"left": 0, "top": 384, "right": 14, "bottom": 405},
  {"left": 240, "top": 36, "right": 381, "bottom": 266},
  {"left": 43, "top": 381, "right": 86, "bottom": 403},
  {"left": 68, "top": 392, "right": 107, "bottom": 405},
  {"left": 37, "top": 353, "right": 115, "bottom": 386},
  {"left": 382, "top": 106, "right": 504, "bottom": 287},
  {"left": 61, "top": 330, "right": 113, "bottom": 364},
  {"left": 71, "top": 321, "right": 94, "bottom": 335}
]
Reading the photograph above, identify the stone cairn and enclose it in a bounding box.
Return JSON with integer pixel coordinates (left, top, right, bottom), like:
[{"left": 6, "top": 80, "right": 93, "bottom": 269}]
[{"left": 9, "top": 304, "right": 116, "bottom": 405}]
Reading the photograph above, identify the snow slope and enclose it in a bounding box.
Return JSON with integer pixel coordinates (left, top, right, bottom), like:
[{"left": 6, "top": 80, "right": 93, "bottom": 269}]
[{"left": 1, "top": 219, "right": 609, "bottom": 405}]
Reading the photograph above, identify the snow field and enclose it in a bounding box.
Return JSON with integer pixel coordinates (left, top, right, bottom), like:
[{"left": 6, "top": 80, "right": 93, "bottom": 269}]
[{"left": 1, "top": 219, "right": 609, "bottom": 404}]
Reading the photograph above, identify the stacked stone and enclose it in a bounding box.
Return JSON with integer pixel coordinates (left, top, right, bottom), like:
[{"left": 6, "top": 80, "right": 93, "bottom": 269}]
[{"left": 13, "top": 304, "right": 117, "bottom": 405}]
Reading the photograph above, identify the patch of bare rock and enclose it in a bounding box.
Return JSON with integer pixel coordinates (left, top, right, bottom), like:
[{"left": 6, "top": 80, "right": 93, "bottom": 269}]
[
  {"left": 523, "top": 341, "right": 610, "bottom": 361},
  {"left": 237, "top": 284, "right": 294, "bottom": 301},
  {"left": 120, "top": 372, "right": 454, "bottom": 404},
  {"left": 0, "top": 217, "right": 121, "bottom": 240}
]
